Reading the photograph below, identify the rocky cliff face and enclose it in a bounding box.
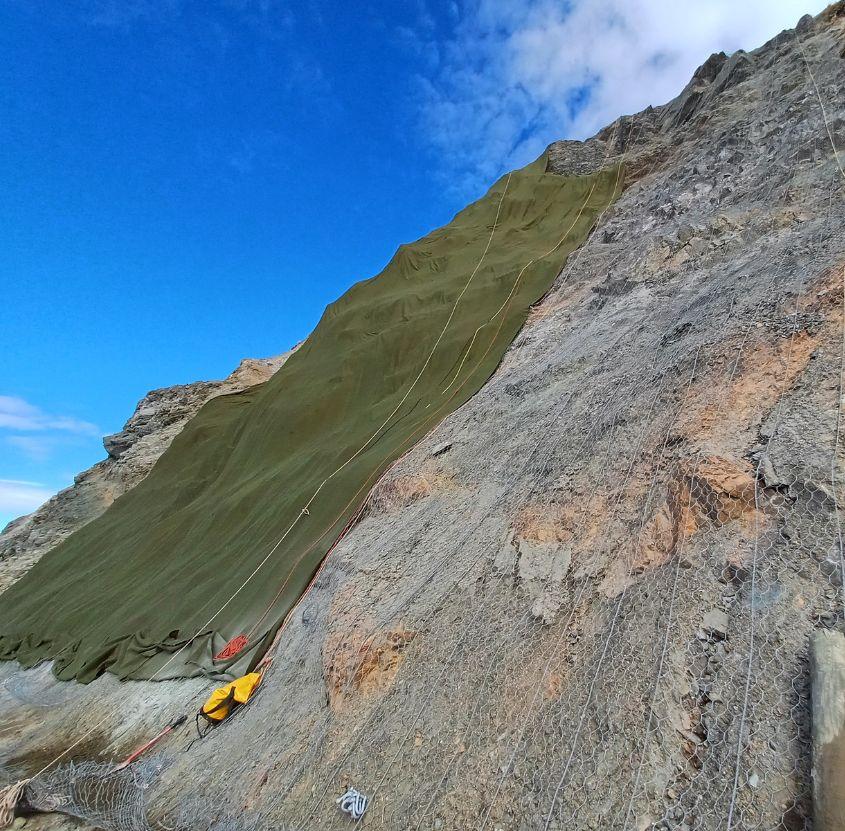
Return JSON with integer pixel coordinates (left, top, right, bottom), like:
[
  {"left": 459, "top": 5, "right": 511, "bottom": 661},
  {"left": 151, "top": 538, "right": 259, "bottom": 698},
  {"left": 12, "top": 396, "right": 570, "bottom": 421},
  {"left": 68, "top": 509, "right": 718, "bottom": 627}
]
[
  {"left": 0, "top": 354, "right": 294, "bottom": 592},
  {"left": 1, "top": 7, "right": 844, "bottom": 831}
]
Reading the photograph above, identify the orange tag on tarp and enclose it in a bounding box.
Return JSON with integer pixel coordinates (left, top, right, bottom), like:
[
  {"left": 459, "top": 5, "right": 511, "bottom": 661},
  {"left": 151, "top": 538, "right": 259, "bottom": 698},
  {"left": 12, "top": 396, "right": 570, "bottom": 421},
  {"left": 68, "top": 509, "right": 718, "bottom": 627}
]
[{"left": 214, "top": 634, "right": 249, "bottom": 661}]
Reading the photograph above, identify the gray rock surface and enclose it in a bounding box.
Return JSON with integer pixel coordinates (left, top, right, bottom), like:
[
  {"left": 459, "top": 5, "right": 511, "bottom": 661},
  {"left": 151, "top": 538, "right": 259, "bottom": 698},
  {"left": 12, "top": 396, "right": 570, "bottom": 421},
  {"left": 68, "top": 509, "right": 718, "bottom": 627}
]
[{"left": 0, "top": 6, "right": 844, "bottom": 831}]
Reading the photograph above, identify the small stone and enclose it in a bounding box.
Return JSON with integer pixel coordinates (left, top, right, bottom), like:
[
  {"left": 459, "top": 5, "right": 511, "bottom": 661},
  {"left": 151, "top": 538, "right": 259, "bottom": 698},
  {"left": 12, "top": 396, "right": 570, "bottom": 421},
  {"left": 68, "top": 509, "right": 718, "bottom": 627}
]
[
  {"left": 12, "top": 819, "right": 27, "bottom": 829},
  {"left": 679, "top": 552, "right": 702, "bottom": 569},
  {"left": 430, "top": 441, "right": 453, "bottom": 457},
  {"left": 748, "top": 771, "right": 760, "bottom": 789},
  {"left": 759, "top": 453, "right": 782, "bottom": 488},
  {"left": 702, "top": 609, "right": 729, "bottom": 640}
]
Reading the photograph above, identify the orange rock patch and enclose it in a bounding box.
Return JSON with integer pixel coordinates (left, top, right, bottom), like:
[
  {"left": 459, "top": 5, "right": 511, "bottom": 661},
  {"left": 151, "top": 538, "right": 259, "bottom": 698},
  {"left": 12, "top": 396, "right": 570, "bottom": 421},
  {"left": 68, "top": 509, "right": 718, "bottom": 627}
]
[
  {"left": 681, "top": 261, "right": 844, "bottom": 453},
  {"left": 601, "top": 454, "right": 766, "bottom": 597},
  {"left": 544, "top": 671, "right": 564, "bottom": 700},
  {"left": 367, "top": 460, "right": 457, "bottom": 514},
  {"left": 513, "top": 503, "right": 572, "bottom": 543},
  {"left": 324, "top": 626, "right": 416, "bottom": 710},
  {"left": 514, "top": 493, "right": 609, "bottom": 552},
  {"left": 682, "top": 455, "right": 758, "bottom": 525},
  {"left": 681, "top": 332, "right": 817, "bottom": 453}
]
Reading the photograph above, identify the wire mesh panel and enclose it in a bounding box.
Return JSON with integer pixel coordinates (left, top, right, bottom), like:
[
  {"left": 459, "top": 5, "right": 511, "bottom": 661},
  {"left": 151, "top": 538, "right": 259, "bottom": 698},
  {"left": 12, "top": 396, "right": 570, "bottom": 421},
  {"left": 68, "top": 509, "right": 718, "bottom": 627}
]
[
  {"left": 262, "top": 24, "right": 844, "bottom": 829},
  {"left": 26, "top": 762, "right": 153, "bottom": 831},
  {"left": 9, "top": 13, "right": 845, "bottom": 831}
]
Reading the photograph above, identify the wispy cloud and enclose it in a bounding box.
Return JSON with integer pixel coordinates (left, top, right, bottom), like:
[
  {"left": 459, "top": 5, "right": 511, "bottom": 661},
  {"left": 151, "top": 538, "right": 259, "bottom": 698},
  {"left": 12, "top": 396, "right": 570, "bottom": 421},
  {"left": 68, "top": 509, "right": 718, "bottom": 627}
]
[
  {"left": 6, "top": 435, "right": 54, "bottom": 463},
  {"left": 0, "top": 395, "right": 98, "bottom": 469},
  {"left": 0, "top": 395, "right": 99, "bottom": 436},
  {"left": 0, "top": 479, "right": 55, "bottom": 516},
  {"left": 417, "top": 0, "right": 828, "bottom": 196}
]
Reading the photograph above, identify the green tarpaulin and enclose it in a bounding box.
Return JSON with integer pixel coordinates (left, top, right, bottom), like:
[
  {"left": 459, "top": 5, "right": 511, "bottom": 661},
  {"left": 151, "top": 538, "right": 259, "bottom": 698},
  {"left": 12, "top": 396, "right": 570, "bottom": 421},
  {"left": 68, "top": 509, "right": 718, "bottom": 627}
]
[{"left": 0, "top": 154, "right": 621, "bottom": 682}]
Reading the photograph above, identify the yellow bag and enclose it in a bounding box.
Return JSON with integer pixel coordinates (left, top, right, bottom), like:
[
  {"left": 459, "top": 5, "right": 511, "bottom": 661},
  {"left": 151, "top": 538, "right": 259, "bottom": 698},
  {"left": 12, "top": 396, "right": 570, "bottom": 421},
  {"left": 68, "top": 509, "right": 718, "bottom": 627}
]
[{"left": 199, "top": 672, "right": 262, "bottom": 725}]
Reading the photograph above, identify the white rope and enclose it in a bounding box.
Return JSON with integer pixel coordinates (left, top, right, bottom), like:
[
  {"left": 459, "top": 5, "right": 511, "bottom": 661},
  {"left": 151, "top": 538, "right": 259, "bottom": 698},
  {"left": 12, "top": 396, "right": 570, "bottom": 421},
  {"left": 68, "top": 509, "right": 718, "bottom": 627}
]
[
  {"left": 470, "top": 113, "right": 686, "bottom": 831},
  {"left": 724, "top": 29, "right": 844, "bottom": 829},
  {"left": 283, "top": 365, "right": 590, "bottom": 822},
  {"left": 392, "top": 342, "right": 656, "bottom": 825},
  {"left": 387, "top": 126, "right": 644, "bottom": 828},
  {"left": 35, "top": 94, "right": 622, "bottom": 808},
  {"left": 29, "top": 165, "right": 516, "bottom": 783},
  {"left": 436, "top": 115, "right": 681, "bottom": 831},
  {"left": 287, "top": 330, "right": 630, "bottom": 827},
  {"left": 347, "top": 120, "right": 637, "bottom": 830},
  {"left": 794, "top": 29, "right": 845, "bottom": 186},
  {"left": 618, "top": 50, "right": 801, "bottom": 827},
  {"left": 441, "top": 158, "right": 618, "bottom": 394},
  {"left": 795, "top": 26, "right": 845, "bottom": 618},
  {"left": 541, "top": 352, "right": 700, "bottom": 831},
  {"left": 291, "top": 125, "right": 634, "bottom": 831},
  {"left": 541, "top": 53, "right": 812, "bottom": 821},
  {"left": 725, "top": 185, "right": 811, "bottom": 831},
  {"left": 830, "top": 207, "right": 845, "bottom": 620},
  {"left": 421, "top": 334, "right": 635, "bottom": 831},
  {"left": 620, "top": 333, "right": 749, "bottom": 831},
  {"left": 332, "top": 115, "right": 640, "bottom": 831},
  {"left": 336, "top": 787, "right": 368, "bottom": 821}
]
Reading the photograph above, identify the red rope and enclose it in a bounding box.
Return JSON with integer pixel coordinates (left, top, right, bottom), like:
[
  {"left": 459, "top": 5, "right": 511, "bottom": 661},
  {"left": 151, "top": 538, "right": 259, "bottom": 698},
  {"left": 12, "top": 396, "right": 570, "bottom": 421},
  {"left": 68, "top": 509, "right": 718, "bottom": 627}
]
[{"left": 214, "top": 634, "right": 249, "bottom": 661}]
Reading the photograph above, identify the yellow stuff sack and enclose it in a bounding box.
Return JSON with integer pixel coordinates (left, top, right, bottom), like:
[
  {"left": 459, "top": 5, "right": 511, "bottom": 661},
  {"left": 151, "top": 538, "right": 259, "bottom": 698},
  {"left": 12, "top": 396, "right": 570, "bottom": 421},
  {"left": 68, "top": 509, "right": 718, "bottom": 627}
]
[{"left": 199, "top": 672, "right": 262, "bottom": 725}]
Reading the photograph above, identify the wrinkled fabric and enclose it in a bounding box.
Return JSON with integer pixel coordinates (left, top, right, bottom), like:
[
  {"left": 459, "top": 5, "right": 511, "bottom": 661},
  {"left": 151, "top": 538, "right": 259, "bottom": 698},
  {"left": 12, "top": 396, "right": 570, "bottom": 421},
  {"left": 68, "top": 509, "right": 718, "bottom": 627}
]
[{"left": 0, "top": 155, "right": 621, "bottom": 682}]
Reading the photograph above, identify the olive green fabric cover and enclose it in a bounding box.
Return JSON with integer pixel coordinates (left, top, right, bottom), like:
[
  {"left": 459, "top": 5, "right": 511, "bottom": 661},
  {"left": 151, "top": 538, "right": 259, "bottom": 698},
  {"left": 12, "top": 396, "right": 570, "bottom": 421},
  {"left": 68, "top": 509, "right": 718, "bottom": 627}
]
[{"left": 0, "top": 155, "right": 620, "bottom": 682}]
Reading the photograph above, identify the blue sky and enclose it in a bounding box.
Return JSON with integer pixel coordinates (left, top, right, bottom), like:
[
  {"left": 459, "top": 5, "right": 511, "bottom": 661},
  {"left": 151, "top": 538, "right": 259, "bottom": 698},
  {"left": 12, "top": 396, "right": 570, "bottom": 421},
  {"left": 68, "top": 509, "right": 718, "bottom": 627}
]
[{"left": 0, "top": 0, "right": 827, "bottom": 528}]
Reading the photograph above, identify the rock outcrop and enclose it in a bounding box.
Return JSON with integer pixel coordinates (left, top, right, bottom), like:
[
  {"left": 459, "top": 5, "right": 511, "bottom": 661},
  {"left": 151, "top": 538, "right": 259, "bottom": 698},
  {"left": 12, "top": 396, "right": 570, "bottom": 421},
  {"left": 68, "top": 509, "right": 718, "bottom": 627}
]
[
  {"left": 0, "top": 353, "right": 295, "bottom": 592},
  {"left": 1, "top": 6, "right": 844, "bottom": 831}
]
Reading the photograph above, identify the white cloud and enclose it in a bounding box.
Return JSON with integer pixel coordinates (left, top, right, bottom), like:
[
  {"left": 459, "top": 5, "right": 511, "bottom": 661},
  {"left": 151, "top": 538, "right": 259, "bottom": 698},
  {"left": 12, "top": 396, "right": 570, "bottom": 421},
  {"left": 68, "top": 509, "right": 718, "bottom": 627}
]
[
  {"left": 0, "top": 395, "right": 99, "bottom": 436},
  {"left": 419, "top": 0, "right": 829, "bottom": 196},
  {"left": 0, "top": 479, "right": 55, "bottom": 515}
]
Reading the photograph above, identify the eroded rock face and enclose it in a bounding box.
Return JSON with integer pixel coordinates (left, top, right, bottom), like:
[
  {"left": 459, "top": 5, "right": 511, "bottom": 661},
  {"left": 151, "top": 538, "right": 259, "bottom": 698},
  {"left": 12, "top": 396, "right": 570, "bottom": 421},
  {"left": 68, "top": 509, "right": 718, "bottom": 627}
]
[
  {"left": 0, "top": 353, "right": 295, "bottom": 591},
  {"left": 324, "top": 625, "right": 417, "bottom": 710},
  {"left": 1, "top": 8, "right": 844, "bottom": 831}
]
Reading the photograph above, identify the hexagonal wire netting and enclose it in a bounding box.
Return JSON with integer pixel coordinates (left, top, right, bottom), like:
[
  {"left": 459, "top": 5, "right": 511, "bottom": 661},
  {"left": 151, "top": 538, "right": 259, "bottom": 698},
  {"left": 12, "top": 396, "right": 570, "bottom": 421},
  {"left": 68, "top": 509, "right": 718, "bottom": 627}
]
[{"left": 19, "top": 24, "right": 845, "bottom": 831}]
